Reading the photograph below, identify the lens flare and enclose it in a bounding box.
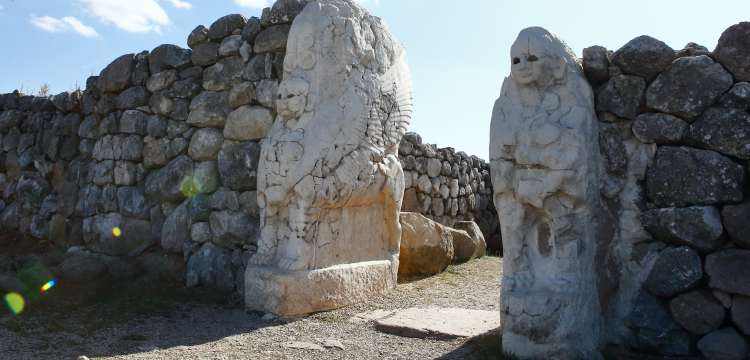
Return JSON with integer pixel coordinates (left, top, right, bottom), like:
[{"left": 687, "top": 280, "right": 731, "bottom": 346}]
[
  {"left": 112, "top": 227, "right": 122, "bottom": 237},
  {"left": 180, "top": 176, "right": 201, "bottom": 198},
  {"left": 4, "top": 293, "right": 25, "bottom": 315},
  {"left": 41, "top": 279, "right": 56, "bottom": 293}
]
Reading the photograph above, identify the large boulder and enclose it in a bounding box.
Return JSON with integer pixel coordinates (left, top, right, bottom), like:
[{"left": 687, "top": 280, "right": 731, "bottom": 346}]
[
  {"left": 697, "top": 327, "right": 749, "bottom": 360},
  {"left": 82, "top": 213, "right": 152, "bottom": 256},
  {"left": 149, "top": 44, "right": 192, "bottom": 74},
  {"left": 581, "top": 45, "right": 610, "bottom": 85},
  {"left": 713, "top": 22, "right": 750, "bottom": 82},
  {"left": 209, "top": 210, "right": 259, "bottom": 248},
  {"left": 187, "top": 91, "right": 230, "bottom": 128},
  {"left": 217, "top": 142, "right": 261, "bottom": 191},
  {"left": 646, "top": 55, "right": 734, "bottom": 120},
  {"left": 188, "top": 128, "right": 224, "bottom": 161},
  {"left": 398, "top": 212, "right": 454, "bottom": 277},
  {"left": 706, "top": 249, "right": 750, "bottom": 296},
  {"left": 685, "top": 107, "right": 750, "bottom": 160},
  {"left": 144, "top": 155, "right": 195, "bottom": 202},
  {"left": 632, "top": 112, "right": 688, "bottom": 144},
  {"left": 669, "top": 290, "right": 725, "bottom": 335},
  {"left": 719, "top": 82, "right": 750, "bottom": 110},
  {"left": 452, "top": 221, "right": 486, "bottom": 262},
  {"left": 641, "top": 206, "right": 724, "bottom": 253},
  {"left": 611, "top": 35, "right": 675, "bottom": 81},
  {"left": 208, "top": 14, "right": 247, "bottom": 41},
  {"left": 57, "top": 251, "right": 108, "bottom": 283},
  {"left": 627, "top": 291, "right": 692, "bottom": 356},
  {"left": 722, "top": 201, "right": 750, "bottom": 249},
  {"left": 224, "top": 106, "right": 274, "bottom": 141},
  {"left": 645, "top": 146, "right": 745, "bottom": 207},
  {"left": 186, "top": 243, "right": 236, "bottom": 292},
  {"left": 253, "top": 25, "right": 291, "bottom": 54},
  {"left": 595, "top": 74, "right": 646, "bottom": 120},
  {"left": 202, "top": 57, "right": 244, "bottom": 91},
  {"left": 161, "top": 200, "right": 191, "bottom": 253},
  {"left": 98, "top": 54, "right": 134, "bottom": 93},
  {"left": 644, "top": 246, "right": 702, "bottom": 298}
]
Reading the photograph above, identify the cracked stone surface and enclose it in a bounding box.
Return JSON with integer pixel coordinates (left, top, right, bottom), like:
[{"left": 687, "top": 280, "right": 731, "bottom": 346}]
[
  {"left": 490, "top": 27, "right": 601, "bottom": 359},
  {"left": 246, "top": 0, "right": 413, "bottom": 316}
]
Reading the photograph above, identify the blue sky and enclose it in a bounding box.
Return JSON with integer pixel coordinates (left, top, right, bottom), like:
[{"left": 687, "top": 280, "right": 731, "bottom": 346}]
[{"left": 1, "top": 0, "right": 749, "bottom": 159}]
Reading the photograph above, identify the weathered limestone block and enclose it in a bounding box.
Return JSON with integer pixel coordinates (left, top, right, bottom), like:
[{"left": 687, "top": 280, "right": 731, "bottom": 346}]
[
  {"left": 610, "top": 35, "right": 674, "bottom": 81},
  {"left": 713, "top": 22, "right": 750, "bottom": 82},
  {"left": 453, "top": 220, "right": 487, "bottom": 261},
  {"left": 697, "top": 327, "right": 750, "bottom": 360},
  {"left": 686, "top": 107, "right": 750, "bottom": 160},
  {"left": 397, "top": 212, "right": 453, "bottom": 277},
  {"left": 246, "top": 0, "right": 413, "bottom": 316},
  {"left": 641, "top": 206, "right": 724, "bottom": 253},
  {"left": 490, "top": 27, "right": 601, "bottom": 358},
  {"left": 669, "top": 290, "right": 725, "bottom": 335},
  {"left": 644, "top": 246, "right": 702, "bottom": 298},
  {"left": 706, "top": 249, "right": 750, "bottom": 297}
]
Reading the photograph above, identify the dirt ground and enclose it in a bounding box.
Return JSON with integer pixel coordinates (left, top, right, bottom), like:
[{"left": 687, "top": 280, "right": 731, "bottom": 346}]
[{"left": 1, "top": 256, "right": 504, "bottom": 360}]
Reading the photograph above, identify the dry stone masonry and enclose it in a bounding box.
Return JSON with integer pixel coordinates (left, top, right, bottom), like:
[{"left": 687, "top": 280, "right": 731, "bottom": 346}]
[{"left": 582, "top": 22, "right": 750, "bottom": 359}]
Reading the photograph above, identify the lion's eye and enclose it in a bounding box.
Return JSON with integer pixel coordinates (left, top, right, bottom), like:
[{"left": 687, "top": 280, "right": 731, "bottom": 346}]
[
  {"left": 512, "top": 57, "right": 520, "bottom": 65},
  {"left": 527, "top": 55, "right": 539, "bottom": 62}
]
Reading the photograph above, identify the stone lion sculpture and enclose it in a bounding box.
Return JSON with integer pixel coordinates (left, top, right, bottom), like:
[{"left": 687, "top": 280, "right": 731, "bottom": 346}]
[
  {"left": 246, "top": 0, "right": 412, "bottom": 316},
  {"left": 490, "top": 27, "right": 602, "bottom": 358}
]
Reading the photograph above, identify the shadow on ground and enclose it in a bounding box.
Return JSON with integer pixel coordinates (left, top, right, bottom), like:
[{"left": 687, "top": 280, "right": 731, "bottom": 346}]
[{"left": 436, "top": 329, "right": 507, "bottom": 360}]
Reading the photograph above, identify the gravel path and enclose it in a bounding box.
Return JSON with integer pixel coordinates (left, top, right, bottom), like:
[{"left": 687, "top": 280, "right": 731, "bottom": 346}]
[{"left": 1, "top": 257, "right": 503, "bottom": 360}]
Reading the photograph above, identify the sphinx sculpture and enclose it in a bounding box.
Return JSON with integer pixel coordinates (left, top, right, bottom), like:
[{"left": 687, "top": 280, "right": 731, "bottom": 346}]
[
  {"left": 245, "top": 0, "right": 413, "bottom": 316},
  {"left": 490, "top": 27, "right": 602, "bottom": 358}
]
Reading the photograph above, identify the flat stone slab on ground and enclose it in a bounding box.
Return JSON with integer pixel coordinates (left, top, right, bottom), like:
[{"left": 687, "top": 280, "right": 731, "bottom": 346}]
[{"left": 373, "top": 307, "right": 500, "bottom": 340}]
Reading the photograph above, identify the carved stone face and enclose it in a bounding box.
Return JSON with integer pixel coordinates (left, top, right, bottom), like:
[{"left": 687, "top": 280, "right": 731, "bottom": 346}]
[
  {"left": 277, "top": 77, "right": 309, "bottom": 120},
  {"left": 510, "top": 35, "right": 549, "bottom": 86}
]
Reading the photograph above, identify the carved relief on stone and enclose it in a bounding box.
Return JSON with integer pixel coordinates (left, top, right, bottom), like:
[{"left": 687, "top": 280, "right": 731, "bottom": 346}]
[
  {"left": 490, "top": 27, "right": 602, "bottom": 358},
  {"left": 246, "top": 0, "right": 413, "bottom": 316}
]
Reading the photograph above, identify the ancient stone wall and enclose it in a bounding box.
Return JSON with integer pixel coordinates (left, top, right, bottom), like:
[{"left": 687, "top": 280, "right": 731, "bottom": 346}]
[
  {"left": 0, "top": 0, "right": 498, "bottom": 296},
  {"left": 587, "top": 23, "right": 750, "bottom": 358},
  {"left": 398, "top": 133, "right": 501, "bottom": 253}
]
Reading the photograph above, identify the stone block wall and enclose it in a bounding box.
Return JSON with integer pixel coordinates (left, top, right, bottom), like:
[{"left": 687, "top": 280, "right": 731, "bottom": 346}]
[
  {"left": 0, "top": 0, "right": 499, "bottom": 295},
  {"left": 398, "top": 133, "right": 500, "bottom": 253},
  {"left": 587, "top": 23, "right": 750, "bottom": 358}
]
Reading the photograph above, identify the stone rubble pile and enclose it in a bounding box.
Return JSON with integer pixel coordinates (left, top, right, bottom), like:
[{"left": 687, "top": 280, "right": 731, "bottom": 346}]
[
  {"left": 586, "top": 22, "right": 750, "bottom": 359},
  {"left": 398, "top": 133, "right": 500, "bottom": 253}
]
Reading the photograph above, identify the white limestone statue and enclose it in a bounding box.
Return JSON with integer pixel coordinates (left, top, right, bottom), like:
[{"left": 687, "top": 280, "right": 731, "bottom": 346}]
[
  {"left": 490, "top": 27, "right": 602, "bottom": 358},
  {"left": 245, "top": 0, "right": 413, "bottom": 316}
]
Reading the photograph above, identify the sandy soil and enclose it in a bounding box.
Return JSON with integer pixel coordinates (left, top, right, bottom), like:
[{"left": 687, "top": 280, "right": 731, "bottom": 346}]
[{"left": 1, "top": 256, "right": 504, "bottom": 360}]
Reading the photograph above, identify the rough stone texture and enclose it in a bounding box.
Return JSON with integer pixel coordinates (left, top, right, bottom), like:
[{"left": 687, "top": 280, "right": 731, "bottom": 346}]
[
  {"left": 632, "top": 113, "right": 688, "bottom": 144},
  {"left": 706, "top": 250, "right": 750, "bottom": 297},
  {"left": 452, "top": 221, "right": 486, "bottom": 260},
  {"left": 490, "top": 27, "right": 601, "bottom": 359},
  {"left": 191, "top": 42, "right": 220, "bottom": 67},
  {"left": 373, "top": 307, "right": 500, "bottom": 339},
  {"left": 186, "top": 243, "right": 236, "bottom": 291},
  {"left": 246, "top": 0, "right": 413, "bottom": 315},
  {"left": 398, "top": 213, "right": 454, "bottom": 277},
  {"left": 698, "top": 327, "right": 750, "bottom": 360},
  {"left": 254, "top": 25, "right": 291, "bottom": 54},
  {"left": 719, "top": 82, "right": 750, "bottom": 110},
  {"left": 641, "top": 206, "right": 724, "bottom": 253},
  {"left": 187, "top": 91, "right": 230, "bottom": 128},
  {"left": 209, "top": 210, "right": 259, "bottom": 248},
  {"left": 646, "top": 55, "right": 734, "bottom": 120},
  {"left": 644, "top": 246, "right": 703, "bottom": 298},
  {"left": 208, "top": 14, "right": 247, "bottom": 41},
  {"left": 144, "top": 155, "right": 194, "bottom": 202},
  {"left": 645, "top": 146, "right": 745, "bottom": 207},
  {"left": 733, "top": 296, "right": 750, "bottom": 336},
  {"left": 627, "top": 291, "right": 692, "bottom": 356},
  {"left": 596, "top": 75, "right": 647, "bottom": 120},
  {"left": 669, "top": 290, "right": 726, "bottom": 335},
  {"left": 582, "top": 45, "right": 610, "bottom": 85},
  {"left": 82, "top": 213, "right": 152, "bottom": 257},
  {"left": 722, "top": 202, "right": 750, "bottom": 249},
  {"left": 611, "top": 35, "right": 675, "bottom": 81},
  {"left": 188, "top": 128, "right": 224, "bottom": 161},
  {"left": 217, "top": 142, "right": 260, "bottom": 191},
  {"left": 149, "top": 44, "right": 192, "bottom": 74},
  {"left": 685, "top": 107, "right": 750, "bottom": 160},
  {"left": 203, "top": 57, "right": 244, "bottom": 91},
  {"left": 713, "top": 22, "right": 750, "bottom": 82},
  {"left": 187, "top": 25, "right": 209, "bottom": 48},
  {"left": 224, "top": 106, "right": 273, "bottom": 141},
  {"left": 98, "top": 54, "right": 134, "bottom": 93}
]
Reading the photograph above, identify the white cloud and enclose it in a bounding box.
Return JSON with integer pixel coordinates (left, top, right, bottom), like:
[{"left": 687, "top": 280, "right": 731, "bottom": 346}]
[
  {"left": 234, "top": 0, "right": 269, "bottom": 9},
  {"left": 30, "top": 15, "right": 100, "bottom": 37},
  {"left": 77, "top": 0, "right": 170, "bottom": 33},
  {"left": 166, "top": 0, "right": 192, "bottom": 9}
]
